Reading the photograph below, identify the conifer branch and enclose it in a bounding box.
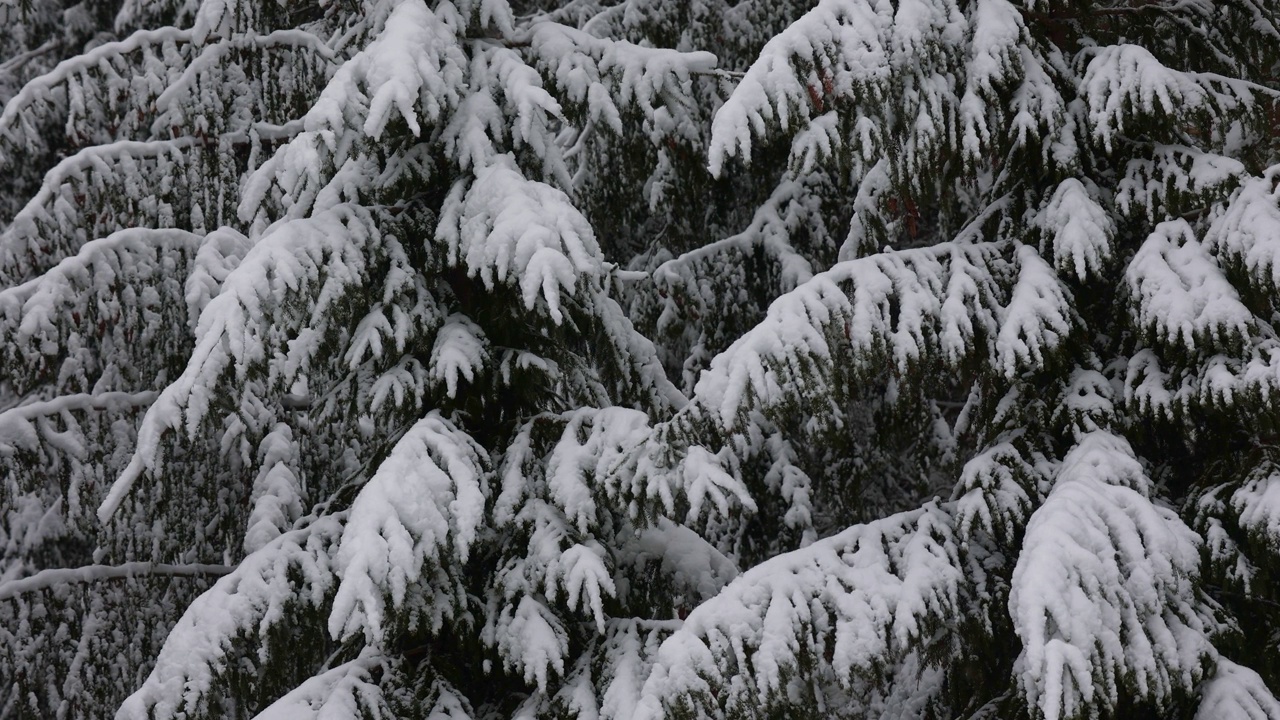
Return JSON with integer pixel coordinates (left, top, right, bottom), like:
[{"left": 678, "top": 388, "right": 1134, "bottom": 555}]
[
  {"left": 0, "top": 562, "right": 234, "bottom": 601},
  {"left": 0, "top": 391, "right": 158, "bottom": 453},
  {"left": 0, "top": 39, "right": 60, "bottom": 75},
  {"left": 0, "top": 27, "right": 195, "bottom": 136}
]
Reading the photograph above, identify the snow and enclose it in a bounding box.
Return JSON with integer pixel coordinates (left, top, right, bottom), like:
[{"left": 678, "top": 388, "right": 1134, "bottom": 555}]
[
  {"left": 371, "top": 357, "right": 429, "bottom": 412},
  {"left": 635, "top": 503, "right": 960, "bottom": 717},
  {"left": 250, "top": 651, "right": 389, "bottom": 720},
  {"left": 1231, "top": 467, "right": 1280, "bottom": 549},
  {"left": 0, "top": 226, "right": 199, "bottom": 338},
  {"left": 764, "top": 433, "right": 817, "bottom": 544},
  {"left": 595, "top": 37, "right": 715, "bottom": 144},
  {"left": 117, "top": 516, "right": 345, "bottom": 720},
  {"left": 1082, "top": 45, "right": 1207, "bottom": 151},
  {"left": 624, "top": 518, "right": 738, "bottom": 601},
  {"left": 1035, "top": 178, "right": 1113, "bottom": 281},
  {"left": 1195, "top": 658, "right": 1280, "bottom": 720},
  {"left": 438, "top": 156, "right": 601, "bottom": 324},
  {"left": 688, "top": 239, "right": 1075, "bottom": 428},
  {"left": 1123, "top": 349, "right": 1188, "bottom": 420},
  {"left": 0, "top": 495, "right": 66, "bottom": 583},
  {"left": 954, "top": 441, "right": 1036, "bottom": 545},
  {"left": 500, "top": 407, "right": 677, "bottom": 531},
  {"left": 543, "top": 412, "right": 618, "bottom": 534},
  {"left": 525, "top": 23, "right": 645, "bottom": 132},
  {"left": 184, "top": 227, "right": 252, "bottom": 330},
  {"left": 787, "top": 110, "right": 842, "bottom": 176},
  {"left": 0, "top": 27, "right": 193, "bottom": 147},
  {"left": 1118, "top": 145, "right": 1246, "bottom": 222},
  {"left": 1010, "top": 44, "right": 1072, "bottom": 164},
  {"left": 243, "top": 423, "right": 304, "bottom": 554},
  {"left": 342, "top": 235, "right": 440, "bottom": 377},
  {"left": 98, "top": 206, "right": 380, "bottom": 522},
  {"left": 355, "top": 0, "right": 462, "bottom": 139},
  {"left": 708, "top": 0, "right": 892, "bottom": 176},
  {"left": 5, "top": 0, "right": 1280, "bottom": 717},
  {"left": 653, "top": 175, "right": 816, "bottom": 294},
  {"left": 495, "top": 414, "right": 627, "bottom": 639},
  {"left": 1060, "top": 369, "right": 1117, "bottom": 438},
  {"left": 891, "top": 0, "right": 964, "bottom": 60},
  {"left": 840, "top": 158, "right": 893, "bottom": 260},
  {"left": 1011, "top": 431, "right": 1216, "bottom": 720},
  {"left": 328, "top": 413, "right": 488, "bottom": 644},
  {"left": 429, "top": 314, "right": 489, "bottom": 399},
  {"left": 483, "top": 45, "right": 565, "bottom": 158},
  {"left": 153, "top": 29, "right": 334, "bottom": 124},
  {"left": 114, "top": 0, "right": 201, "bottom": 32},
  {"left": 960, "top": 0, "right": 1023, "bottom": 160},
  {"left": 670, "top": 445, "right": 755, "bottom": 524},
  {"left": 995, "top": 243, "right": 1073, "bottom": 378},
  {"left": 0, "top": 561, "right": 231, "bottom": 602},
  {"left": 237, "top": 0, "right": 468, "bottom": 224},
  {"left": 1, "top": 139, "right": 193, "bottom": 283},
  {"left": 1205, "top": 170, "right": 1280, "bottom": 290},
  {"left": 496, "top": 595, "right": 569, "bottom": 692},
  {"left": 1126, "top": 220, "right": 1253, "bottom": 354},
  {"left": 0, "top": 391, "right": 155, "bottom": 456},
  {"left": 422, "top": 680, "right": 475, "bottom": 720},
  {"left": 554, "top": 541, "right": 616, "bottom": 632},
  {"left": 706, "top": 0, "right": 992, "bottom": 182},
  {"left": 593, "top": 621, "right": 674, "bottom": 720},
  {"left": 692, "top": 264, "right": 876, "bottom": 428},
  {"left": 0, "top": 227, "right": 199, "bottom": 391}
]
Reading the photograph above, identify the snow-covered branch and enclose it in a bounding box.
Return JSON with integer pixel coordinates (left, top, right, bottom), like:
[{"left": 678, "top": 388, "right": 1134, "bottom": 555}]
[
  {"left": 0, "top": 27, "right": 194, "bottom": 138},
  {"left": 0, "top": 561, "right": 233, "bottom": 601},
  {"left": 154, "top": 29, "right": 337, "bottom": 115},
  {"left": 0, "top": 391, "right": 157, "bottom": 454}
]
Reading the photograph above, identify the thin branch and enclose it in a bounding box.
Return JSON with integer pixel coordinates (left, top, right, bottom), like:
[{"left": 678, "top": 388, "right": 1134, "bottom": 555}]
[
  {"left": 155, "top": 29, "right": 337, "bottom": 114},
  {"left": 0, "top": 39, "right": 62, "bottom": 75},
  {"left": 0, "top": 228, "right": 202, "bottom": 305},
  {"left": 1206, "top": 583, "right": 1280, "bottom": 612},
  {"left": 0, "top": 391, "right": 159, "bottom": 453},
  {"left": 0, "top": 561, "right": 234, "bottom": 601},
  {"left": 702, "top": 68, "right": 746, "bottom": 81},
  {"left": 1, "top": 118, "right": 304, "bottom": 238},
  {"left": 0, "top": 27, "right": 194, "bottom": 134},
  {"left": 0, "top": 390, "right": 157, "bottom": 418},
  {"left": 1020, "top": 2, "right": 1184, "bottom": 21},
  {"left": 470, "top": 33, "right": 744, "bottom": 80}
]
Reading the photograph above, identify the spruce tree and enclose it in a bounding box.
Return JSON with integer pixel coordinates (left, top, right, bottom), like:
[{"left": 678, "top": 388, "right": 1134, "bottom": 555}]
[{"left": 2, "top": 1, "right": 1279, "bottom": 719}]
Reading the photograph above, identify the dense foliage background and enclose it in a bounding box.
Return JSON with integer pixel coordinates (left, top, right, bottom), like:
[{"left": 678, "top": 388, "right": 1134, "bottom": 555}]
[{"left": 2, "top": 0, "right": 1279, "bottom": 718}]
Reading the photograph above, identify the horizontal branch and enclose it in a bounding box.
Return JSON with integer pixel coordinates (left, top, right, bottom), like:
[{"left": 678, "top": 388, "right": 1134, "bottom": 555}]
[
  {"left": 0, "top": 27, "right": 194, "bottom": 135},
  {"left": 1020, "top": 2, "right": 1180, "bottom": 21},
  {"left": 1, "top": 26, "right": 335, "bottom": 140},
  {"left": 0, "top": 139, "right": 193, "bottom": 241},
  {"left": 0, "top": 561, "right": 234, "bottom": 601},
  {"left": 0, "top": 391, "right": 158, "bottom": 454},
  {"left": 156, "top": 29, "right": 337, "bottom": 113},
  {"left": 0, "top": 389, "right": 158, "bottom": 417},
  {"left": 0, "top": 390, "right": 158, "bottom": 418},
  {"left": 476, "top": 29, "right": 743, "bottom": 79},
  {"left": 1, "top": 227, "right": 202, "bottom": 306},
  {"left": 612, "top": 268, "right": 651, "bottom": 282},
  {"left": 1, "top": 118, "right": 304, "bottom": 249},
  {"left": 1206, "top": 584, "right": 1280, "bottom": 613},
  {"left": 0, "top": 39, "right": 62, "bottom": 75}
]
